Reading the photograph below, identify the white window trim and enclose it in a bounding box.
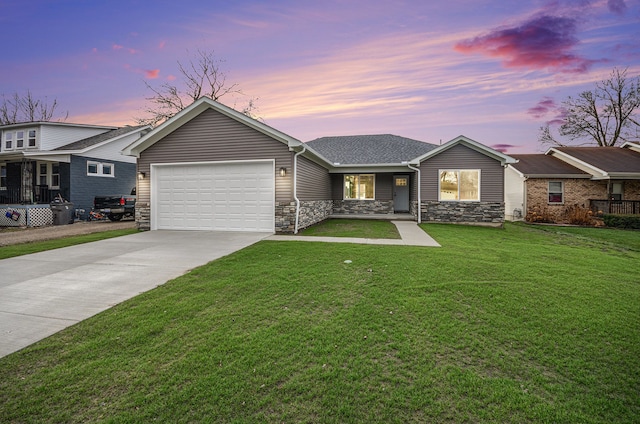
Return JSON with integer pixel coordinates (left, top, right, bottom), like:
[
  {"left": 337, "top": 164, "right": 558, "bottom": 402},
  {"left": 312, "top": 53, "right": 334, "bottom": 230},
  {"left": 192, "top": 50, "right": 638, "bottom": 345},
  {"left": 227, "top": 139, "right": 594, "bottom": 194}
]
[
  {"left": 16, "top": 131, "right": 24, "bottom": 149},
  {"left": 344, "top": 174, "right": 376, "bottom": 200},
  {"left": 0, "top": 164, "right": 7, "bottom": 189},
  {"left": 37, "top": 162, "right": 60, "bottom": 189},
  {"left": 87, "top": 161, "right": 115, "bottom": 177},
  {"left": 548, "top": 181, "right": 564, "bottom": 204},
  {"left": 4, "top": 132, "right": 13, "bottom": 151},
  {"left": 2, "top": 129, "right": 38, "bottom": 151},
  {"left": 28, "top": 129, "right": 37, "bottom": 147},
  {"left": 438, "top": 169, "right": 481, "bottom": 202}
]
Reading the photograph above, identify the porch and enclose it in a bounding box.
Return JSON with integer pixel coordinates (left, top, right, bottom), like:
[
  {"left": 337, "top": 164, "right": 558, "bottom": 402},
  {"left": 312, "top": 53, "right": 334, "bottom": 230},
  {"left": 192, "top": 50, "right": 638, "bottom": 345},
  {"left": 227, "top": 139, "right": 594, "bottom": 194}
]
[
  {"left": 590, "top": 199, "right": 640, "bottom": 215},
  {"left": 0, "top": 186, "right": 61, "bottom": 205}
]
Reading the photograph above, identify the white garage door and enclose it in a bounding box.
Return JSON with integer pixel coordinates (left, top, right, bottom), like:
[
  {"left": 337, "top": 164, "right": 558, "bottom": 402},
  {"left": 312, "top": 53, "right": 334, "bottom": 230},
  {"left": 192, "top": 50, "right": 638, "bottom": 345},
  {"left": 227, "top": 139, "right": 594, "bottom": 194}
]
[{"left": 153, "top": 161, "right": 274, "bottom": 232}]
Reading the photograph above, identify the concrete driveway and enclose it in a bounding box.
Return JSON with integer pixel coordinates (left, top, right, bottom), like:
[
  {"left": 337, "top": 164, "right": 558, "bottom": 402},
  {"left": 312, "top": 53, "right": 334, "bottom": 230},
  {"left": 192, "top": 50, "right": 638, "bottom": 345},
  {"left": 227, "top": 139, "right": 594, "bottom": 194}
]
[{"left": 0, "top": 230, "right": 269, "bottom": 358}]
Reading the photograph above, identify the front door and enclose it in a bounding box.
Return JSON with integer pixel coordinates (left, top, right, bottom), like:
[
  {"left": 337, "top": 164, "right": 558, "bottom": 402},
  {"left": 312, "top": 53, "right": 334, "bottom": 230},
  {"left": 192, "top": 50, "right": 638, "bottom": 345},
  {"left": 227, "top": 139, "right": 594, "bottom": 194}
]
[{"left": 393, "top": 175, "right": 410, "bottom": 212}]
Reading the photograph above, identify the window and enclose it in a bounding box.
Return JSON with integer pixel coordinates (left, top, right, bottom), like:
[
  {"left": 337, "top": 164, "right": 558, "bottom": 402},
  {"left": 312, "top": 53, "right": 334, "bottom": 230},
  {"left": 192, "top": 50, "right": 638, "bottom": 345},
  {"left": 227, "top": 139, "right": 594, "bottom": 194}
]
[
  {"left": 37, "top": 162, "right": 60, "bottom": 189},
  {"left": 439, "top": 170, "right": 480, "bottom": 201},
  {"left": 0, "top": 165, "right": 6, "bottom": 189},
  {"left": 28, "top": 130, "right": 36, "bottom": 147},
  {"left": 344, "top": 174, "right": 375, "bottom": 200},
  {"left": 16, "top": 131, "right": 24, "bottom": 148},
  {"left": 87, "top": 161, "right": 114, "bottom": 177},
  {"left": 4, "top": 133, "right": 12, "bottom": 150},
  {"left": 548, "top": 181, "right": 563, "bottom": 204},
  {"left": 611, "top": 182, "right": 623, "bottom": 201},
  {"left": 39, "top": 163, "right": 48, "bottom": 186},
  {"left": 3, "top": 129, "right": 37, "bottom": 150}
]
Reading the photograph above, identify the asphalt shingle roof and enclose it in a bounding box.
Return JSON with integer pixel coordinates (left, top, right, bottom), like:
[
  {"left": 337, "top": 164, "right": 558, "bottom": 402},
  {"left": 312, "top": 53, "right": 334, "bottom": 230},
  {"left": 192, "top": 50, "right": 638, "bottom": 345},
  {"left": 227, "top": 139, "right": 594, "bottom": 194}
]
[
  {"left": 509, "top": 154, "right": 589, "bottom": 176},
  {"left": 554, "top": 147, "right": 640, "bottom": 173},
  {"left": 54, "top": 125, "right": 146, "bottom": 151},
  {"left": 306, "top": 134, "right": 437, "bottom": 165}
]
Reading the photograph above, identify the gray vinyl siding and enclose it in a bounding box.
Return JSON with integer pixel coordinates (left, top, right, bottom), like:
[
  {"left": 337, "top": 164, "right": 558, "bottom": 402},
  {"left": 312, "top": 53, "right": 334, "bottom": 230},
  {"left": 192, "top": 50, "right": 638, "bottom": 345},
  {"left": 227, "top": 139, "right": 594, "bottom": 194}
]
[
  {"left": 137, "top": 108, "right": 294, "bottom": 205},
  {"left": 375, "top": 173, "right": 393, "bottom": 200},
  {"left": 420, "top": 144, "right": 504, "bottom": 202},
  {"left": 297, "top": 156, "right": 330, "bottom": 200}
]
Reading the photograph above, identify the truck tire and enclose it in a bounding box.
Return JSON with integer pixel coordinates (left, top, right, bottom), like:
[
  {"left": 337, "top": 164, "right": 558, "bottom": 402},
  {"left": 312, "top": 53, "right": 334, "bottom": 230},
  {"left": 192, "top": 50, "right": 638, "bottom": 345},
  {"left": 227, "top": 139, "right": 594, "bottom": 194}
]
[{"left": 108, "top": 214, "right": 123, "bottom": 222}]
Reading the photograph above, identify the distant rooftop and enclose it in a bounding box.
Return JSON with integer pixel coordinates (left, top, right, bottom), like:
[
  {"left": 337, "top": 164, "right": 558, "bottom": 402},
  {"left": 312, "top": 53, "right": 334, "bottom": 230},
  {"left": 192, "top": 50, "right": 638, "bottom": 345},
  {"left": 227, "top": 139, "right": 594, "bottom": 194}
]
[
  {"left": 510, "top": 154, "right": 589, "bottom": 176},
  {"left": 306, "top": 134, "right": 437, "bottom": 165},
  {"left": 553, "top": 147, "right": 640, "bottom": 173},
  {"left": 54, "top": 125, "right": 147, "bottom": 151}
]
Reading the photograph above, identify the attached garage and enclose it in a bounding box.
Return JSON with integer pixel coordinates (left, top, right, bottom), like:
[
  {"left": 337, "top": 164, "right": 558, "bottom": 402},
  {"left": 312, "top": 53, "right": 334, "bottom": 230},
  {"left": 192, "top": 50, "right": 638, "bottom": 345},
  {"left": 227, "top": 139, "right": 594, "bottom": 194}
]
[{"left": 152, "top": 160, "right": 274, "bottom": 232}]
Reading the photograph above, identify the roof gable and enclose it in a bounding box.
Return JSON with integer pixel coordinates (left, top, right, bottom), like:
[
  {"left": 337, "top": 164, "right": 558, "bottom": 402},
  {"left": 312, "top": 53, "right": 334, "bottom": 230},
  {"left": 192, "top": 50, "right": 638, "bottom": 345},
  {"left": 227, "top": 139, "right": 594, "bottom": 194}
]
[
  {"left": 123, "top": 97, "right": 303, "bottom": 157},
  {"left": 411, "top": 135, "right": 516, "bottom": 165},
  {"left": 306, "top": 134, "right": 437, "bottom": 165}
]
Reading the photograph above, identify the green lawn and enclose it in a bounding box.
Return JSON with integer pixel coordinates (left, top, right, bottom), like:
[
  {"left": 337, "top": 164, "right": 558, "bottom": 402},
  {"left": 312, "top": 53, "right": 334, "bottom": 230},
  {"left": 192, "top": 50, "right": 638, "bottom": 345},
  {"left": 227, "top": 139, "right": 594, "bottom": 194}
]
[
  {"left": 298, "top": 218, "right": 401, "bottom": 239},
  {"left": 0, "top": 228, "right": 140, "bottom": 260},
  {"left": 0, "top": 223, "right": 638, "bottom": 423}
]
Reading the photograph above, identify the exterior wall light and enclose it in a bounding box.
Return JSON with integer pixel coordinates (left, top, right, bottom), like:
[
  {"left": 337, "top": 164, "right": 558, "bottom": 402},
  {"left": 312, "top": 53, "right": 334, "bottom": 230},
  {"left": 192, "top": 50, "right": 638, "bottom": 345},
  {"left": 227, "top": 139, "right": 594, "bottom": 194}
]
[
  {"left": 138, "top": 172, "right": 146, "bottom": 180},
  {"left": 279, "top": 167, "right": 286, "bottom": 177}
]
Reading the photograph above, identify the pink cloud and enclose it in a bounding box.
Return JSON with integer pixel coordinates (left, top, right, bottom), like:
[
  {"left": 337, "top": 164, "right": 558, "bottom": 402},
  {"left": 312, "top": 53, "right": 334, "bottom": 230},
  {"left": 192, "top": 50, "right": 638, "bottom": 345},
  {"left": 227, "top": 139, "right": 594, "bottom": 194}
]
[
  {"left": 527, "top": 97, "right": 557, "bottom": 118},
  {"left": 145, "top": 69, "right": 160, "bottom": 79},
  {"left": 112, "top": 44, "right": 124, "bottom": 50},
  {"left": 454, "top": 15, "right": 595, "bottom": 73},
  {"left": 527, "top": 97, "right": 567, "bottom": 125},
  {"left": 491, "top": 143, "right": 516, "bottom": 153},
  {"left": 159, "top": 41, "right": 166, "bottom": 49},
  {"left": 166, "top": 74, "right": 177, "bottom": 81}
]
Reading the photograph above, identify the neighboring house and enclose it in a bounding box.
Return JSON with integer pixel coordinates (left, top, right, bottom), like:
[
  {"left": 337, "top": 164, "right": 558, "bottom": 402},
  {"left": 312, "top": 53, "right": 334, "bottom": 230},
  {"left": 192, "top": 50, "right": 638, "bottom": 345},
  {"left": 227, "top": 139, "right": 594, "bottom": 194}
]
[
  {"left": 123, "top": 97, "right": 516, "bottom": 233},
  {"left": 506, "top": 146, "right": 640, "bottom": 222},
  {"left": 0, "top": 122, "right": 150, "bottom": 222}
]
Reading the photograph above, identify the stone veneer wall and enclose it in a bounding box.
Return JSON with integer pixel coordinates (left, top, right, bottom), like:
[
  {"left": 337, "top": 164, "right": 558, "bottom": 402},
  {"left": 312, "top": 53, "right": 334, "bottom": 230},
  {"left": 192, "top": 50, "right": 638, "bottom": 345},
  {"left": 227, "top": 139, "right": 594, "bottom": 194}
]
[
  {"left": 333, "top": 200, "right": 394, "bottom": 215},
  {"left": 275, "top": 200, "right": 333, "bottom": 233},
  {"left": 136, "top": 202, "right": 151, "bottom": 231},
  {"left": 409, "top": 200, "right": 419, "bottom": 218},
  {"left": 421, "top": 201, "right": 504, "bottom": 224}
]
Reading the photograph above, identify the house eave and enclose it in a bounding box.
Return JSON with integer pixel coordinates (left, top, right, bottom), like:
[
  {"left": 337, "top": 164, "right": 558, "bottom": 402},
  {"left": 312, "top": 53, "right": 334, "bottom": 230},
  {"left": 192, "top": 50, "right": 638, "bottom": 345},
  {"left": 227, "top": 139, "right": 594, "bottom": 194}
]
[
  {"left": 524, "top": 174, "right": 592, "bottom": 179},
  {"left": 327, "top": 164, "right": 413, "bottom": 173}
]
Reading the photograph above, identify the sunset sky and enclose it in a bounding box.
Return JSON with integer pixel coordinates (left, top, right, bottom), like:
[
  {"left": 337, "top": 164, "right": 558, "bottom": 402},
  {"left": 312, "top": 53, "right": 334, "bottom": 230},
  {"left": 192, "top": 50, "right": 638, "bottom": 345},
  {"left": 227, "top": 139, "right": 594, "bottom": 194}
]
[{"left": 2, "top": 0, "right": 639, "bottom": 153}]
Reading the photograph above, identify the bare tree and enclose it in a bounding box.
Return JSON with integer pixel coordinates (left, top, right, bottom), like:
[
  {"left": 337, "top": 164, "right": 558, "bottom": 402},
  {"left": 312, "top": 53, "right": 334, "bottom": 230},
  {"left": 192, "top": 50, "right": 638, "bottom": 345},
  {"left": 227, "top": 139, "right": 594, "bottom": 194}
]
[
  {"left": 539, "top": 68, "right": 640, "bottom": 147},
  {"left": 137, "top": 49, "right": 258, "bottom": 127},
  {"left": 0, "top": 91, "right": 68, "bottom": 125}
]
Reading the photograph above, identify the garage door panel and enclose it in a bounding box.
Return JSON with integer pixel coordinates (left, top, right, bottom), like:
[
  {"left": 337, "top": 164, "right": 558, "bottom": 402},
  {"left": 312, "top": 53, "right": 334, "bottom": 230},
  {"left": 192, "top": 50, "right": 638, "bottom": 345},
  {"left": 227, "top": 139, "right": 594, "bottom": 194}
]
[{"left": 154, "top": 162, "right": 274, "bottom": 232}]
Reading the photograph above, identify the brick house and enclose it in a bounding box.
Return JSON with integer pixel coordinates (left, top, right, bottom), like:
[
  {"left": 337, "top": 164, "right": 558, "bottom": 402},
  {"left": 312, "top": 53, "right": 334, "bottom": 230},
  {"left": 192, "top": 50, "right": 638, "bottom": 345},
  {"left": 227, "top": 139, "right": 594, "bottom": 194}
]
[{"left": 505, "top": 146, "right": 640, "bottom": 222}]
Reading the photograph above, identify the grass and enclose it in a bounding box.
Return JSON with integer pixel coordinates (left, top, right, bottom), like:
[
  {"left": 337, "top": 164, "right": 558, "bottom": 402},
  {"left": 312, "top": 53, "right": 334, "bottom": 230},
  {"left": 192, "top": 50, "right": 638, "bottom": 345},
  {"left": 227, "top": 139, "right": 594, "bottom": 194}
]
[
  {"left": 0, "top": 228, "right": 139, "bottom": 259},
  {"left": 298, "top": 218, "right": 401, "bottom": 239},
  {"left": 0, "top": 223, "right": 638, "bottom": 423}
]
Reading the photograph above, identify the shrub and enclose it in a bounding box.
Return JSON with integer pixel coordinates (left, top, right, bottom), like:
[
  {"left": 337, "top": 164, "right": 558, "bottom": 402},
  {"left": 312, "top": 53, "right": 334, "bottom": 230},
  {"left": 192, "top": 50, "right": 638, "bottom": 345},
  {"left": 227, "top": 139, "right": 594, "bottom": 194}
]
[
  {"left": 564, "top": 204, "right": 595, "bottom": 225},
  {"left": 526, "top": 206, "right": 555, "bottom": 223},
  {"left": 602, "top": 214, "right": 640, "bottom": 229}
]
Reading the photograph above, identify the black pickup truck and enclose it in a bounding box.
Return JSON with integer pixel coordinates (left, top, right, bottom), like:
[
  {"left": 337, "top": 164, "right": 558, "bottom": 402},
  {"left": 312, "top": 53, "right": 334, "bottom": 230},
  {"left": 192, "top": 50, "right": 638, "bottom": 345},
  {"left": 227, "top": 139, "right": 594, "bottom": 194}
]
[{"left": 93, "top": 189, "right": 136, "bottom": 221}]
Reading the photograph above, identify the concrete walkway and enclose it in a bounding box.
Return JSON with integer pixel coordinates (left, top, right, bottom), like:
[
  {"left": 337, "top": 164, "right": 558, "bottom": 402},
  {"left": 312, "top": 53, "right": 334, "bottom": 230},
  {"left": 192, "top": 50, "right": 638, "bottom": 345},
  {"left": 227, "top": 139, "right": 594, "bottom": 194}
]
[
  {"left": 267, "top": 220, "right": 440, "bottom": 247},
  {"left": 0, "top": 230, "right": 269, "bottom": 358}
]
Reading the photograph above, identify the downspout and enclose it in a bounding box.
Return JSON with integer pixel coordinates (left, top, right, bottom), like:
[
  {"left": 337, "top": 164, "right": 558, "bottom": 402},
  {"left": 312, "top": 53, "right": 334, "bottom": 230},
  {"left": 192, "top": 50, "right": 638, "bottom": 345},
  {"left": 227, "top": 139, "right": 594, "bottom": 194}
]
[
  {"left": 293, "top": 145, "right": 306, "bottom": 234},
  {"left": 407, "top": 164, "right": 421, "bottom": 224}
]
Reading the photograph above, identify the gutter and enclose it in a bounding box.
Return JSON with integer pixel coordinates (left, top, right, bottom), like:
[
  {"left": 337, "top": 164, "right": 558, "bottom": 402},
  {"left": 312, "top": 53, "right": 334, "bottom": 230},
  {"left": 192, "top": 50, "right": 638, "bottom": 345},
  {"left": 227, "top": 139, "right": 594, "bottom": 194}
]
[
  {"left": 293, "top": 145, "right": 306, "bottom": 234},
  {"left": 407, "top": 163, "right": 421, "bottom": 224}
]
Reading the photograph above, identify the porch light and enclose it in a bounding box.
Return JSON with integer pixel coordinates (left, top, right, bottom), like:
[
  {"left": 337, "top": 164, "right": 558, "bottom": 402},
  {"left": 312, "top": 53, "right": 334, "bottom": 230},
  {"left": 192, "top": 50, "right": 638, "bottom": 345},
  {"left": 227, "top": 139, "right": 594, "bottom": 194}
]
[
  {"left": 279, "top": 167, "right": 286, "bottom": 177},
  {"left": 138, "top": 171, "right": 146, "bottom": 180}
]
